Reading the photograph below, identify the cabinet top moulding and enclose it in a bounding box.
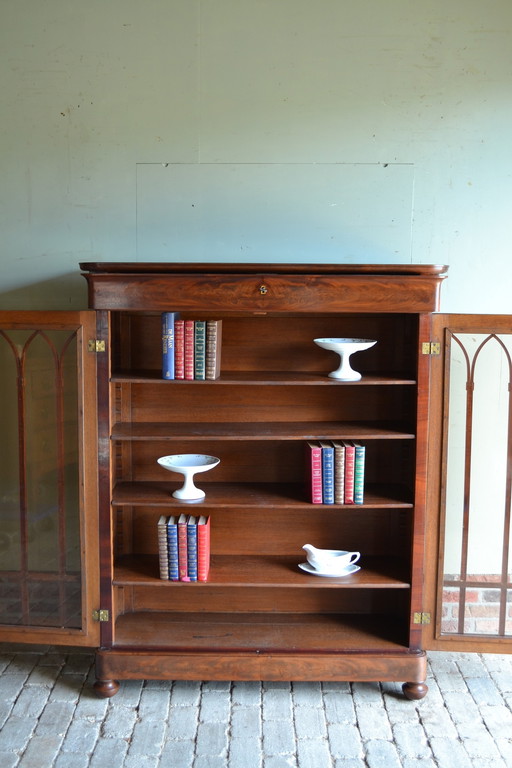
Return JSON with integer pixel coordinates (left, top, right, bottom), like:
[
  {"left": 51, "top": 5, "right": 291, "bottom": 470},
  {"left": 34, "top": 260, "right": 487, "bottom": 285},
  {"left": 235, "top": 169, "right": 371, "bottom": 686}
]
[{"left": 80, "top": 263, "right": 448, "bottom": 314}]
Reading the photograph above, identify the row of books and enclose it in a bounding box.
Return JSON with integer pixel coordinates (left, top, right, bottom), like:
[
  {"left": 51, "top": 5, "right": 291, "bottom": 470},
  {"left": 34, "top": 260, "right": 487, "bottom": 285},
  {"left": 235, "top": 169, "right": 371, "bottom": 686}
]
[
  {"left": 307, "top": 440, "right": 366, "bottom": 505},
  {"left": 162, "top": 312, "right": 222, "bottom": 380},
  {"left": 157, "top": 514, "right": 211, "bottom": 581}
]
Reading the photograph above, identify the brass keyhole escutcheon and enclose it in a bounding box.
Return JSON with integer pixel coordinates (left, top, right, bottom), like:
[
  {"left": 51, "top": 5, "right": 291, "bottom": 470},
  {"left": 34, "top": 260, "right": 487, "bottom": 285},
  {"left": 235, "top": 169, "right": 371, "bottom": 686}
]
[{"left": 259, "top": 284, "right": 268, "bottom": 295}]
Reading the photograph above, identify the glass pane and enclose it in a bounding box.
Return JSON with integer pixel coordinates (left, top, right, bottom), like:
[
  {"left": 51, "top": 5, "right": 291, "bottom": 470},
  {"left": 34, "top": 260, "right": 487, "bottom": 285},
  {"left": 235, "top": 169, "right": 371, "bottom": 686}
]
[
  {"left": 463, "top": 587, "right": 502, "bottom": 635},
  {"left": 441, "top": 332, "right": 512, "bottom": 636},
  {"left": 0, "top": 329, "right": 82, "bottom": 628}
]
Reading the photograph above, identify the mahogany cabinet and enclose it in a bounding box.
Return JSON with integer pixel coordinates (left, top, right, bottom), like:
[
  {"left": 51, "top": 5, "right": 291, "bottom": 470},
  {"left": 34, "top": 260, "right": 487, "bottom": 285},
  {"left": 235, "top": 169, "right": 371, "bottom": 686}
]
[{"left": 1, "top": 263, "right": 510, "bottom": 697}]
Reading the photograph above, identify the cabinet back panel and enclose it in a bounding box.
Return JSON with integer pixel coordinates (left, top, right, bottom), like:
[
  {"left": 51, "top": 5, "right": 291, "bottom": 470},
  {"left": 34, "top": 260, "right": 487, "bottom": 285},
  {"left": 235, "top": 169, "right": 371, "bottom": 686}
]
[
  {"left": 119, "top": 585, "right": 407, "bottom": 616},
  {"left": 127, "top": 508, "right": 411, "bottom": 557},
  {"left": 124, "top": 384, "right": 415, "bottom": 426},
  {"left": 117, "top": 440, "right": 415, "bottom": 486},
  {"left": 125, "top": 441, "right": 301, "bottom": 482},
  {"left": 112, "top": 313, "right": 418, "bottom": 376},
  {"left": 211, "top": 510, "right": 411, "bottom": 557}
]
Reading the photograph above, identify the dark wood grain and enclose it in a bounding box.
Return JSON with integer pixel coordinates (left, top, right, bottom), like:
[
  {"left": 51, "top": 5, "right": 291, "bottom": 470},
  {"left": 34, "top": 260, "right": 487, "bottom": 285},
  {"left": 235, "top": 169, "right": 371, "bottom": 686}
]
[
  {"left": 81, "top": 263, "right": 447, "bottom": 313},
  {"left": 113, "top": 611, "right": 410, "bottom": 651},
  {"left": 112, "top": 481, "right": 413, "bottom": 508},
  {"left": 111, "top": 420, "right": 415, "bottom": 440},
  {"left": 114, "top": 554, "right": 411, "bottom": 588},
  {"left": 112, "top": 371, "right": 417, "bottom": 385}
]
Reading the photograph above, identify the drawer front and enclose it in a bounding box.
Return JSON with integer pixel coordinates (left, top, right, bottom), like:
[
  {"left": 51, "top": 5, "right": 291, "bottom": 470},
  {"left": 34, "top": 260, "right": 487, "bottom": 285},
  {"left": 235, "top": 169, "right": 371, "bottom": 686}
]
[{"left": 85, "top": 273, "right": 441, "bottom": 313}]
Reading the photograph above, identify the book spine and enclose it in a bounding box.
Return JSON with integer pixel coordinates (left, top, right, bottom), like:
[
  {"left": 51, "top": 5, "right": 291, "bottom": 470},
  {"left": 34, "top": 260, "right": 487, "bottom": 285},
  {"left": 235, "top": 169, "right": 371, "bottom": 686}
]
[
  {"left": 177, "top": 514, "right": 190, "bottom": 581},
  {"left": 194, "top": 321, "right": 206, "bottom": 380},
  {"left": 157, "top": 515, "right": 169, "bottom": 579},
  {"left": 174, "top": 319, "right": 185, "bottom": 380},
  {"left": 184, "top": 320, "right": 195, "bottom": 380},
  {"left": 205, "top": 320, "right": 223, "bottom": 380},
  {"left": 166, "top": 516, "right": 179, "bottom": 581},
  {"left": 320, "top": 442, "right": 334, "bottom": 504},
  {"left": 306, "top": 441, "right": 323, "bottom": 504},
  {"left": 332, "top": 442, "right": 346, "bottom": 504},
  {"left": 187, "top": 516, "right": 198, "bottom": 581},
  {"left": 343, "top": 441, "right": 356, "bottom": 504},
  {"left": 353, "top": 442, "right": 366, "bottom": 505},
  {"left": 162, "top": 312, "right": 179, "bottom": 380},
  {"left": 197, "top": 515, "right": 211, "bottom": 582}
]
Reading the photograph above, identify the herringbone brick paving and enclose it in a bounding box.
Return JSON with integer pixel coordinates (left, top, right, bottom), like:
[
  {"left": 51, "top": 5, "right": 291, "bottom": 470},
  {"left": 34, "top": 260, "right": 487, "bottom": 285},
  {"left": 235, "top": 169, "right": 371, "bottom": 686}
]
[{"left": 0, "top": 646, "right": 511, "bottom": 767}]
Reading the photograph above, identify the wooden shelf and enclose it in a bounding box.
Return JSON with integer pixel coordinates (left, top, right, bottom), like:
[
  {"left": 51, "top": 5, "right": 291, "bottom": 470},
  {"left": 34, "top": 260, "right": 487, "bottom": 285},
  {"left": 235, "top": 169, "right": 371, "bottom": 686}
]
[
  {"left": 113, "top": 611, "right": 410, "bottom": 652},
  {"left": 111, "top": 421, "right": 416, "bottom": 441},
  {"left": 114, "top": 554, "right": 411, "bottom": 589},
  {"left": 112, "top": 370, "right": 416, "bottom": 385},
  {"left": 112, "top": 481, "right": 413, "bottom": 508}
]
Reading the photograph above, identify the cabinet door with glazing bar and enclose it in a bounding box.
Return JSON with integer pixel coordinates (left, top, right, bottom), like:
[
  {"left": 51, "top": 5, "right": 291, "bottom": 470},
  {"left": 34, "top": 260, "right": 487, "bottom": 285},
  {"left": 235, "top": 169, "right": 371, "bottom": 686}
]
[
  {"left": 424, "top": 314, "right": 512, "bottom": 654},
  {"left": 0, "top": 311, "right": 100, "bottom": 647}
]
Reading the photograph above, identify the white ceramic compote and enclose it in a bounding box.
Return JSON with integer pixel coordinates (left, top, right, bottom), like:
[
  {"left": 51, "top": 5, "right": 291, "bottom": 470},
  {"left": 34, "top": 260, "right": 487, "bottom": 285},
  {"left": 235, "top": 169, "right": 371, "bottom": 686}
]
[
  {"left": 157, "top": 454, "right": 220, "bottom": 502},
  {"left": 314, "top": 338, "right": 377, "bottom": 381}
]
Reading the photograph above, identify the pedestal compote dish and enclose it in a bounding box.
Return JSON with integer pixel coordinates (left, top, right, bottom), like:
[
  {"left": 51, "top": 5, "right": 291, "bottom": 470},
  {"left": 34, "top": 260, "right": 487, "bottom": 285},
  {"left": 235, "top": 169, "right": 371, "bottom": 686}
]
[
  {"left": 314, "top": 338, "right": 377, "bottom": 381},
  {"left": 157, "top": 454, "right": 220, "bottom": 501}
]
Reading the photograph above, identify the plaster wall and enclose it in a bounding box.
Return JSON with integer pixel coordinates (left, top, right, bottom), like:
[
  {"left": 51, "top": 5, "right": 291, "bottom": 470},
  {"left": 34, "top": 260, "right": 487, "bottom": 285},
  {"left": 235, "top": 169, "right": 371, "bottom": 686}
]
[{"left": 0, "top": 0, "right": 511, "bottom": 311}]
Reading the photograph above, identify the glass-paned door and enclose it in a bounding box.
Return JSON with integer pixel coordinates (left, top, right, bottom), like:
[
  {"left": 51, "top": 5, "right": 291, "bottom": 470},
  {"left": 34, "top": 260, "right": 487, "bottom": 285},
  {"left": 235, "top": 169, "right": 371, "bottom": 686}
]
[
  {"left": 425, "top": 315, "right": 512, "bottom": 652},
  {"left": 0, "top": 312, "right": 99, "bottom": 646}
]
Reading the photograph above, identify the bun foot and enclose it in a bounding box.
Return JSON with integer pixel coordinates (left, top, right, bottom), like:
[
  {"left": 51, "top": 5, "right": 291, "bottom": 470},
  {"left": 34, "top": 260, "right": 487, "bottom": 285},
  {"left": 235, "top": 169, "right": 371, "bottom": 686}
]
[
  {"left": 93, "top": 678, "right": 120, "bottom": 698},
  {"left": 402, "top": 681, "right": 428, "bottom": 700}
]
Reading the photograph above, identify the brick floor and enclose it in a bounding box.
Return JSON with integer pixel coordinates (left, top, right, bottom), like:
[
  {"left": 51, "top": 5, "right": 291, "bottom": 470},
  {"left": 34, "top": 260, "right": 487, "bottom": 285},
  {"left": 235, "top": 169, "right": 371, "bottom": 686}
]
[{"left": 0, "top": 646, "right": 511, "bottom": 767}]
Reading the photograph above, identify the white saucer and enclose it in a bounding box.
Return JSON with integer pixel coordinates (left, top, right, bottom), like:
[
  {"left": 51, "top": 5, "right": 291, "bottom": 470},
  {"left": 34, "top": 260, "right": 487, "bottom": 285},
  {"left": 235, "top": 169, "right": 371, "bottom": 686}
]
[{"left": 298, "top": 562, "right": 361, "bottom": 577}]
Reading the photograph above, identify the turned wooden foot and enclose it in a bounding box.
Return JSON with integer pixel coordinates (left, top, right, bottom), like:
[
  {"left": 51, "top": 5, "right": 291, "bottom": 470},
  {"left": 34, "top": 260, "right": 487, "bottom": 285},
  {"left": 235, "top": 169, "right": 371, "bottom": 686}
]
[
  {"left": 93, "top": 678, "right": 120, "bottom": 698},
  {"left": 402, "top": 681, "right": 428, "bottom": 700}
]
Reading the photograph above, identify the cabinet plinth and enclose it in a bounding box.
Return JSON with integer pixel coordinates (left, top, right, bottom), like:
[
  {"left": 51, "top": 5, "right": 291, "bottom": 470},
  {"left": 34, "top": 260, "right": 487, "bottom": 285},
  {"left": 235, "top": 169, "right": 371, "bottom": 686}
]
[{"left": 81, "top": 262, "right": 447, "bottom": 697}]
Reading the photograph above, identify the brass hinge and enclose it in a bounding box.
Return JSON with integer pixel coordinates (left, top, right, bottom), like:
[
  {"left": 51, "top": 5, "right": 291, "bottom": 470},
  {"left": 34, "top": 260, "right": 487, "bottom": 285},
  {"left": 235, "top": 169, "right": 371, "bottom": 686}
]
[
  {"left": 413, "top": 612, "right": 431, "bottom": 625},
  {"left": 92, "top": 609, "right": 110, "bottom": 622},
  {"left": 88, "top": 339, "right": 106, "bottom": 353},
  {"left": 421, "top": 342, "right": 440, "bottom": 356}
]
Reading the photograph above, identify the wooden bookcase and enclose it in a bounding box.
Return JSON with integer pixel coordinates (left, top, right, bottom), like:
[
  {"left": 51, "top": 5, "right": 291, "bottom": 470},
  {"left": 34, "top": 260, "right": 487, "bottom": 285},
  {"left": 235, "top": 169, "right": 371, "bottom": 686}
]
[{"left": 80, "top": 262, "right": 447, "bottom": 699}]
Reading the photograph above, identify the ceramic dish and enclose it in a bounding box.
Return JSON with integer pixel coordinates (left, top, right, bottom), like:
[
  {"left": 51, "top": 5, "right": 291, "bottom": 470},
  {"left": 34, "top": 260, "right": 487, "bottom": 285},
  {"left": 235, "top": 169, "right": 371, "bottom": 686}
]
[{"left": 298, "top": 562, "right": 361, "bottom": 577}]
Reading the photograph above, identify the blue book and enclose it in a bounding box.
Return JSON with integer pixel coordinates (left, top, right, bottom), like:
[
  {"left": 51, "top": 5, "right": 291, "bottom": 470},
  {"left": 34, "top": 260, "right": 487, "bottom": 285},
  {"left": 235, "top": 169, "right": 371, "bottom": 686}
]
[
  {"left": 320, "top": 441, "right": 334, "bottom": 504},
  {"left": 187, "top": 516, "right": 198, "bottom": 581},
  {"left": 162, "top": 312, "right": 180, "bottom": 379},
  {"left": 166, "top": 515, "right": 179, "bottom": 581}
]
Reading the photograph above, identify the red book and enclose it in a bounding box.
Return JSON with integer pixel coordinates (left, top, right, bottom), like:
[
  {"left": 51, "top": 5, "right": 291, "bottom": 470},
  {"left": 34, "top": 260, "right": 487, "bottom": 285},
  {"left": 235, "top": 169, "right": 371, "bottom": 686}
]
[
  {"left": 177, "top": 513, "right": 190, "bottom": 581},
  {"left": 343, "top": 440, "right": 356, "bottom": 504},
  {"left": 306, "top": 441, "right": 323, "bottom": 504},
  {"left": 174, "top": 319, "right": 185, "bottom": 379},
  {"left": 184, "top": 320, "right": 195, "bottom": 380},
  {"left": 197, "top": 515, "right": 211, "bottom": 581}
]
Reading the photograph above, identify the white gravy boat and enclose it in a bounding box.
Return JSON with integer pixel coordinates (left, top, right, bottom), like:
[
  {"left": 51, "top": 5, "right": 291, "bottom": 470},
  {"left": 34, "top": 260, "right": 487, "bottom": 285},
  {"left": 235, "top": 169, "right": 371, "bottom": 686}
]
[{"left": 302, "top": 544, "right": 360, "bottom": 572}]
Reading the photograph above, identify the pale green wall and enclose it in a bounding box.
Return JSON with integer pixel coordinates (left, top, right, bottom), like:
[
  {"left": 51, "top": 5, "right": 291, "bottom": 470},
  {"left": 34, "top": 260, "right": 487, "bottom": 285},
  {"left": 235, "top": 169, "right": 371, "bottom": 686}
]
[{"left": 1, "top": 0, "right": 511, "bottom": 311}]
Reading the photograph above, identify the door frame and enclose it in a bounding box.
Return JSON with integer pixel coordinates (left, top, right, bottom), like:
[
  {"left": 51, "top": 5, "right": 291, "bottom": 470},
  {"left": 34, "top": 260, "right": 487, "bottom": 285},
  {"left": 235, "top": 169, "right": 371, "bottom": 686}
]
[
  {"left": 0, "top": 311, "right": 100, "bottom": 647},
  {"left": 423, "top": 313, "right": 512, "bottom": 653}
]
